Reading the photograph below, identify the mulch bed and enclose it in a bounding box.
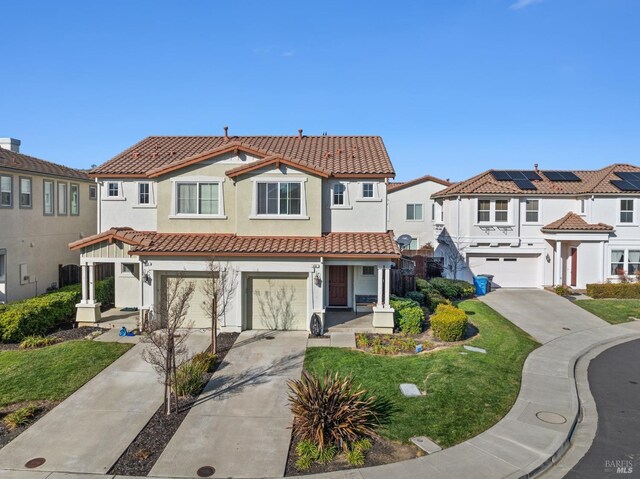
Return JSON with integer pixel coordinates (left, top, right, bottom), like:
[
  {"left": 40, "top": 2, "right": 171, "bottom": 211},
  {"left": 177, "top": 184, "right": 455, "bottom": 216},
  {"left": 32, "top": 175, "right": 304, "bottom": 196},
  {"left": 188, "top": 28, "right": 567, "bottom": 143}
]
[
  {"left": 0, "top": 400, "right": 59, "bottom": 449},
  {"left": 0, "top": 326, "right": 105, "bottom": 351},
  {"left": 285, "top": 434, "right": 422, "bottom": 476},
  {"left": 108, "top": 332, "right": 239, "bottom": 477}
]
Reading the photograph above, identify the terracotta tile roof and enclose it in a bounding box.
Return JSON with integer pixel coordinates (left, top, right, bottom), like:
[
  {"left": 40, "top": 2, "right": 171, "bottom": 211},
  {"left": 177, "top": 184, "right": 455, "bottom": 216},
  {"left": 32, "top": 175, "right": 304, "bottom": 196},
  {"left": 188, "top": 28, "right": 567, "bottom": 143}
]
[
  {"left": 70, "top": 228, "right": 400, "bottom": 258},
  {"left": 91, "top": 135, "right": 395, "bottom": 178},
  {"left": 541, "top": 212, "right": 613, "bottom": 232},
  {"left": 432, "top": 164, "right": 640, "bottom": 198},
  {"left": 387, "top": 174, "right": 452, "bottom": 193},
  {"left": 0, "top": 148, "right": 89, "bottom": 181}
]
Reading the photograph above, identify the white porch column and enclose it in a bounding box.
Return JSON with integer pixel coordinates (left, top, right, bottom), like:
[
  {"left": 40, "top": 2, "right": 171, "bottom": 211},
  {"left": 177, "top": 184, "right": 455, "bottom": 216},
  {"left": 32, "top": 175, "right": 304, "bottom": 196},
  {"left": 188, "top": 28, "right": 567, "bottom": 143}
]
[
  {"left": 600, "top": 241, "right": 607, "bottom": 282},
  {"left": 88, "top": 263, "right": 95, "bottom": 303},
  {"left": 377, "top": 266, "right": 383, "bottom": 307},
  {"left": 555, "top": 241, "right": 563, "bottom": 286},
  {"left": 81, "top": 263, "right": 88, "bottom": 304},
  {"left": 384, "top": 266, "right": 390, "bottom": 308}
]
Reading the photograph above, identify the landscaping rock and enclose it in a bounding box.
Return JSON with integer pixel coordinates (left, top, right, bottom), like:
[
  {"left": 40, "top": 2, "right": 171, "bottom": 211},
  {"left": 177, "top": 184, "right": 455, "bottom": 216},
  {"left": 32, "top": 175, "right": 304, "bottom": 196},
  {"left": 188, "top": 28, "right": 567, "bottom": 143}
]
[
  {"left": 410, "top": 436, "right": 442, "bottom": 454},
  {"left": 400, "top": 383, "right": 422, "bottom": 397},
  {"left": 463, "top": 345, "right": 487, "bottom": 354}
]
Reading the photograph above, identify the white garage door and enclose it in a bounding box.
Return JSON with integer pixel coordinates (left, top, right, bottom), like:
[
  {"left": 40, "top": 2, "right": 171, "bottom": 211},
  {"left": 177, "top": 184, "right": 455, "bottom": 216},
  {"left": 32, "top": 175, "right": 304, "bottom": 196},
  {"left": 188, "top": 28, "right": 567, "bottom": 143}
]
[
  {"left": 467, "top": 254, "right": 540, "bottom": 288},
  {"left": 161, "top": 275, "right": 210, "bottom": 328},
  {"left": 247, "top": 275, "right": 308, "bottom": 330}
]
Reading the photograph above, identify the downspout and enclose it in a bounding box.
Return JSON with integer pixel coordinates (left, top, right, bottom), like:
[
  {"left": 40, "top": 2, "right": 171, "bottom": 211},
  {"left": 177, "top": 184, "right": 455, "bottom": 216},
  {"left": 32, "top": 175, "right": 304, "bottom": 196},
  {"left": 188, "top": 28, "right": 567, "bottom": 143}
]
[
  {"left": 95, "top": 178, "right": 101, "bottom": 234},
  {"left": 456, "top": 196, "right": 461, "bottom": 279}
]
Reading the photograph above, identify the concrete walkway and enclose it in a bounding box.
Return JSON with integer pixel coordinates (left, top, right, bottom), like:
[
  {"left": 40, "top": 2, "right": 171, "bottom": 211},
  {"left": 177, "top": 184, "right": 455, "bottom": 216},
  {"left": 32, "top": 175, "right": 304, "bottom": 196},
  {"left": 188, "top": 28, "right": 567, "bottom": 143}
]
[
  {"left": 150, "top": 330, "right": 308, "bottom": 479},
  {"left": 0, "top": 331, "right": 210, "bottom": 475}
]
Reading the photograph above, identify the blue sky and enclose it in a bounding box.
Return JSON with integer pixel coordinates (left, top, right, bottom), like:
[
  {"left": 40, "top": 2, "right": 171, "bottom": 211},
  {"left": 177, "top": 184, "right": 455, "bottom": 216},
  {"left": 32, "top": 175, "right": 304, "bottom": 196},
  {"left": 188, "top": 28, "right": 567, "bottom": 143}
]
[{"left": 1, "top": 0, "right": 639, "bottom": 181}]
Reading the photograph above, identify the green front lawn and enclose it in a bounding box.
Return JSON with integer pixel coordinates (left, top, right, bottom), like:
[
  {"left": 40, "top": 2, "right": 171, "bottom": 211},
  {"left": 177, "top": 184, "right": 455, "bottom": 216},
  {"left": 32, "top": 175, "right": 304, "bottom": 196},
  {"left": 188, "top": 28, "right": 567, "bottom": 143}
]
[
  {"left": 305, "top": 300, "right": 538, "bottom": 447},
  {"left": 573, "top": 299, "right": 640, "bottom": 325},
  {"left": 0, "top": 341, "right": 132, "bottom": 408}
]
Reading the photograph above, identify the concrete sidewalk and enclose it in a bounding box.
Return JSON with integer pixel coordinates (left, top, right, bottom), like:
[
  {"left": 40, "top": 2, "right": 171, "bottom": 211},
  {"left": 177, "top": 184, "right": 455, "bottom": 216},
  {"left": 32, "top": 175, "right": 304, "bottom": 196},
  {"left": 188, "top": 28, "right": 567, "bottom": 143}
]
[
  {"left": 150, "top": 330, "right": 308, "bottom": 479},
  {"left": 0, "top": 331, "right": 210, "bottom": 475}
]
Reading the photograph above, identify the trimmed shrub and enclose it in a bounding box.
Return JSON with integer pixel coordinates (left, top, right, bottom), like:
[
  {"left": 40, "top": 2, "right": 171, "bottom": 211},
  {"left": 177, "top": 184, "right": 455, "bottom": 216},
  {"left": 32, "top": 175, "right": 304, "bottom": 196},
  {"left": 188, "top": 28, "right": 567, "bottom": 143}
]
[
  {"left": 0, "top": 278, "right": 114, "bottom": 343},
  {"left": 587, "top": 282, "right": 640, "bottom": 299},
  {"left": 405, "top": 290, "right": 425, "bottom": 305},
  {"left": 415, "top": 278, "right": 430, "bottom": 292},
  {"left": 429, "top": 278, "right": 475, "bottom": 299},
  {"left": 288, "top": 371, "right": 378, "bottom": 451},
  {"left": 176, "top": 359, "right": 208, "bottom": 397},
  {"left": 424, "top": 291, "right": 450, "bottom": 312},
  {"left": 389, "top": 295, "right": 420, "bottom": 312},
  {"left": 430, "top": 304, "right": 468, "bottom": 342},
  {"left": 398, "top": 306, "right": 425, "bottom": 335},
  {"left": 555, "top": 285, "right": 571, "bottom": 297}
]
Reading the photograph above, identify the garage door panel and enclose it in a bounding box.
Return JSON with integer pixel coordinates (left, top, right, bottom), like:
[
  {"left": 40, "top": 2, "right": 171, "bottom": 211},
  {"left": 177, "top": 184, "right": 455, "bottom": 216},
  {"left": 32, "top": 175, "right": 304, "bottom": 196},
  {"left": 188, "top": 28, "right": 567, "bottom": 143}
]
[
  {"left": 161, "top": 275, "right": 211, "bottom": 329},
  {"left": 467, "top": 254, "right": 540, "bottom": 288},
  {"left": 248, "top": 276, "right": 307, "bottom": 330}
]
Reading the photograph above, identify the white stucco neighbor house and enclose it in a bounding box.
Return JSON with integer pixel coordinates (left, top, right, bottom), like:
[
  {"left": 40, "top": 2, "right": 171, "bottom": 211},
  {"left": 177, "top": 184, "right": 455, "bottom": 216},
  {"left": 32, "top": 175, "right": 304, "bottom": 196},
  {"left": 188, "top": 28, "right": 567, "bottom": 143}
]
[
  {"left": 0, "top": 138, "right": 96, "bottom": 303},
  {"left": 386, "top": 174, "right": 451, "bottom": 250},
  {"left": 69, "top": 130, "right": 400, "bottom": 332},
  {"left": 430, "top": 164, "right": 640, "bottom": 289}
]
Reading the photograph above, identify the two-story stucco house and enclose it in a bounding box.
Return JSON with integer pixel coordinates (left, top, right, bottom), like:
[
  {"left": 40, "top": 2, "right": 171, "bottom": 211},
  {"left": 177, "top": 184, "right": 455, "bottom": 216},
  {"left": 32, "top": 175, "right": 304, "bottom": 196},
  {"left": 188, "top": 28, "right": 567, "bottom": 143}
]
[
  {"left": 386, "top": 174, "right": 451, "bottom": 250},
  {"left": 431, "top": 164, "right": 640, "bottom": 289},
  {"left": 0, "top": 138, "right": 96, "bottom": 303},
  {"left": 69, "top": 131, "right": 399, "bottom": 332}
]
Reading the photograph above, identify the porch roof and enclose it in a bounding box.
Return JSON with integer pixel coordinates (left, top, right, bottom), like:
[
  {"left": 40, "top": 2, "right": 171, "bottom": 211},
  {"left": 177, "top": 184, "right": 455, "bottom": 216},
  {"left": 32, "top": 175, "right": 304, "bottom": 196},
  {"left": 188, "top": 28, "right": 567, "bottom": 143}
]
[
  {"left": 70, "top": 228, "right": 401, "bottom": 259},
  {"left": 541, "top": 212, "right": 613, "bottom": 233}
]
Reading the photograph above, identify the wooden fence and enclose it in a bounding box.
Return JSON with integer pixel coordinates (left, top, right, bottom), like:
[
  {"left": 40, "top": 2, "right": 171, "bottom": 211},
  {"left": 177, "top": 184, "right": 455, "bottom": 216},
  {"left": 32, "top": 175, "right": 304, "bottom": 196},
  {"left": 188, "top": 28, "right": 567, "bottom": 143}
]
[{"left": 58, "top": 263, "right": 115, "bottom": 288}]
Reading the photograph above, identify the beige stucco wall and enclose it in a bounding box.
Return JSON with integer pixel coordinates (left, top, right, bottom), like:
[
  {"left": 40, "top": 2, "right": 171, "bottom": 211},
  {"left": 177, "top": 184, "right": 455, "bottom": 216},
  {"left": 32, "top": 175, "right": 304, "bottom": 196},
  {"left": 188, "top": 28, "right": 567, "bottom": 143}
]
[
  {"left": 0, "top": 168, "right": 96, "bottom": 302},
  {"left": 155, "top": 159, "right": 322, "bottom": 236}
]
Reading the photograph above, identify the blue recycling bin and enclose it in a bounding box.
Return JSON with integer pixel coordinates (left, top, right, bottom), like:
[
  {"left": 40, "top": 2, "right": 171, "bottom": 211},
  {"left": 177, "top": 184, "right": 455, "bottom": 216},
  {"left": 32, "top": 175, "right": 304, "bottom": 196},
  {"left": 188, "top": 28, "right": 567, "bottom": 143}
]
[{"left": 473, "top": 276, "right": 488, "bottom": 296}]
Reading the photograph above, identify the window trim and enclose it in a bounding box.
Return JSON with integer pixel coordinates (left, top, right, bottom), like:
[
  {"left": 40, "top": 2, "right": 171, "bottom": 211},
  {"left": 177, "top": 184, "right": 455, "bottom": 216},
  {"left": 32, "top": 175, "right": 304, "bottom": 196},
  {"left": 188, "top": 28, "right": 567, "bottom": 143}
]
[
  {"left": 619, "top": 199, "right": 635, "bottom": 225},
  {"left": 250, "top": 177, "right": 308, "bottom": 219},
  {"left": 89, "top": 185, "right": 97, "bottom": 200},
  {"left": 0, "top": 174, "right": 13, "bottom": 208},
  {"left": 43, "top": 179, "right": 55, "bottom": 215},
  {"left": 0, "top": 249, "right": 6, "bottom": 283},
  {"left": 476, "top": 198, "right": 512, "bottom": 225},
  {"left": 57, "top": 181, "right": 68, "bottom": 216},
  {"left": 135, "top": 181, "right": 155, "bottom": 208},
  {"left": 610, "top": 248, "right": 640, "bottom": 277},
  {"left": 362, "top": 266, "right": 375, "bottom": 276},
  {"left": 70, "top": 183, "right": 80, "bottom": 216},
  {"left": 104, "top": 181, "right": 124, "bottom": 201},
  {"left": 330, "top": 182, "right": 351, "bottom": 209},
  {"left": 406, "top": 203, "right": 424, "bottom": 221},
  {"left": 357, "top": 182, "right": 381, "bottom": 202},
  {"left": 19, "top": 176, "right": 32, "bottom": 209},
  {"left": 578, "top": 198, "right": 586, "bottom": 216},
  {"left": 120, "top": 262, "right": 138, "bottom": 277},
  {"left": 170, "top": 177, "right": 226, "bottom": 219},
  {"left": 524, "top": 199, "right": 540, "bottom": 224}
]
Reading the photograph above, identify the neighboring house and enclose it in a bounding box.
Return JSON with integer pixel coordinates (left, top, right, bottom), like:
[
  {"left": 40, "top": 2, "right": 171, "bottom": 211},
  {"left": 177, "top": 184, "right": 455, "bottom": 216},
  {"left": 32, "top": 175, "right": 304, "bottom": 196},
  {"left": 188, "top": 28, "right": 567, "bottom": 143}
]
[
  {"left": 69, "top": 132, "right": 400, "bottom": 332},
  {"left": 431, "top": 164, "right": 640, "bottom": 289},
  {"left": 386, "top": 174, "right": 451, "bottom": 250},
  {"left": 0, "top": 138, "right": 96, "bottom": 303}
]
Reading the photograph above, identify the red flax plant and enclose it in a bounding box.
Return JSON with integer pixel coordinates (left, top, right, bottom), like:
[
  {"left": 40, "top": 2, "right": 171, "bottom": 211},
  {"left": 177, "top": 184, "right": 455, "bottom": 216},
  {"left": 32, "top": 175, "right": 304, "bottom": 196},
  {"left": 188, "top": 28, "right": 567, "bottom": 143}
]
[{"left": 287, "top": 371, "right": 378, "bottom": 451}]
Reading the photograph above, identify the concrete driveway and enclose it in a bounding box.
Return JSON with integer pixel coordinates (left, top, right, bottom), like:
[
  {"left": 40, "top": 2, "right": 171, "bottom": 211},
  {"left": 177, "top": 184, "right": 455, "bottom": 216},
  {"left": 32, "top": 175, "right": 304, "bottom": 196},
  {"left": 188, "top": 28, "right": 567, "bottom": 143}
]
[
  {"left": 150, "top": 330, "right": 308, "bottom": 479},
  {"left": 0, "top": 331, "right": 210, "bottom": 475},
  {"left": 480, "top": 289, "right": 608, "bottom": 344}
]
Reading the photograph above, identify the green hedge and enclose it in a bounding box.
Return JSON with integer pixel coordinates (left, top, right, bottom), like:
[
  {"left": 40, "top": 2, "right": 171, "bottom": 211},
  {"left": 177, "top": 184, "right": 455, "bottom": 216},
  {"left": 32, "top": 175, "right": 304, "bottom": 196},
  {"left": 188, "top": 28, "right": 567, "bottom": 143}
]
[
  {"left": 397, "top": 306, "right": 425, "bottom": 335},
  {"left": 586, "top": 282, "right": 640, "bottom": 299},
  {"left": 0, "top": 277, "right": 114, "bottom": 343},
  {"left": 415, "top": 278, "right": 452, "bottom": 311},
  {"left": 405, "top": 290, "right": 425, "bottom": 305},
  {"left": 430, "top": 303, "right": 468, "bottom": 342},
  {"left": 429, "top": 278, "right": 475, "bottom": 300}
]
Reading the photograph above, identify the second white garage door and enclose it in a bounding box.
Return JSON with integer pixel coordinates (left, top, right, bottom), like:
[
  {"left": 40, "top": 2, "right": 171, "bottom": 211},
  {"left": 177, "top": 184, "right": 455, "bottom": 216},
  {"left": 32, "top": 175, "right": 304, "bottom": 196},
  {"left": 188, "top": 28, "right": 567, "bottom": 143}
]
[
  {"left": 247, "top": 275, "right": 308, "bottom": 330},
  {"left": 467, "top": 254, "right": 541, "bottom": 288}
]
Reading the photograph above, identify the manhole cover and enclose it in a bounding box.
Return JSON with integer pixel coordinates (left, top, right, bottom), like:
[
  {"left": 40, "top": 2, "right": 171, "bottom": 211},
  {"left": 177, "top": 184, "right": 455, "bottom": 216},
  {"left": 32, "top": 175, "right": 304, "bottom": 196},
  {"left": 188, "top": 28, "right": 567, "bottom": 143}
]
[
  {"left": 536, "top": 411, "right": 567, "bottom": 424},
  {"left": 197, "top": 466, "right": 215, "bottom": 477},
  {"left": 24, "top": 458, "right": 46, "bottom": 469},
  {"left": 265, "top": 336, "right": 275, "bottom": 340}
]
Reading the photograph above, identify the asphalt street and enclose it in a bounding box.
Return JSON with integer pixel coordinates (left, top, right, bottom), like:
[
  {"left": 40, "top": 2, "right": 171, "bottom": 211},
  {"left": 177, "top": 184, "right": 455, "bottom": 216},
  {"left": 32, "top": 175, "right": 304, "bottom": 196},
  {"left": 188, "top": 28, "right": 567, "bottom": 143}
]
[{"left": 565, "top": 338, "right": 640, "bottom": 478}]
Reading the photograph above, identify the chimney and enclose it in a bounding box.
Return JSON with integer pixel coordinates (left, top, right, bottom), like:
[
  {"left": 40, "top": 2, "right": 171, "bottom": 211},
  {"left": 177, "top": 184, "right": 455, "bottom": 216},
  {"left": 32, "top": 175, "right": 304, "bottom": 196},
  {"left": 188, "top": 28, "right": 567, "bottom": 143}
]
[
  {"left": 298, "top": 128, "right": 303, "bottom": 140},
  {"left": 534, "top": 163, "right": 539, "bottom": 173},
  {"left": 0, "top": 138, "right": 20, "bottom": 153},
  {"left": 223, "top": 126, "right": 229, "bottom": 141}
]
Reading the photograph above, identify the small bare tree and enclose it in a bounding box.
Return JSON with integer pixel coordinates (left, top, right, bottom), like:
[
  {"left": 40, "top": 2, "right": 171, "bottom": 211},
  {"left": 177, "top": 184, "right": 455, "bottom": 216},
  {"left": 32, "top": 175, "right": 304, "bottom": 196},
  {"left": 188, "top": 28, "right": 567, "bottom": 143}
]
[
  {"left": 200, "top": 258, "right": 238, "bottom": 354},
  {"left": 143, "top": 275, "right": 195, "bottom": 415},
  {"left": 436, "top": 228, "right": 468, "bottom": 280}
]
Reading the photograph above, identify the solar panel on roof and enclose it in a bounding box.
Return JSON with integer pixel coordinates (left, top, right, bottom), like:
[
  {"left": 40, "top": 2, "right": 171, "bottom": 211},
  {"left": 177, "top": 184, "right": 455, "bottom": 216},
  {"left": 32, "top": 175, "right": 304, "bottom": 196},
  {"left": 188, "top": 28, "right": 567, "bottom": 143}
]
[
  {"left": 611, "top": 180, "right": 640, "bottom": 192},
  {"left": 491, "top": 171, "right": 511, "bottom": 181},
  {"left": 615, "top": 172, "right": 640, "bottom": 182},
  {"left": 491, "top": 171, "right": 542, "bottom": 181},
  {"left": 514, "top": 179, "right": 537, "bottom": 190},
  {"left": 523, "top": 171, "right": 543, "bottom": 181},
  {"left": 543, "top": 171, "right": 581, "bottom": 182}
]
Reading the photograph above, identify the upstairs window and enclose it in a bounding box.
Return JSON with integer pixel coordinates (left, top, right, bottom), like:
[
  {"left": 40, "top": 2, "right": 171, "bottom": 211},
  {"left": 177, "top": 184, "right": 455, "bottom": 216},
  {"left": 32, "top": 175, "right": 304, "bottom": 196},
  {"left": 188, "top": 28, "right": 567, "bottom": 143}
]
[
  {"left": 332, "top": 183, "right": 346, "bottom": 206},
  {"left": 362, "top": 183, "right": 374, "bottom": 198},
  {"left": 525, "top": 199, "right": 539, "bottom": 223},
  {"left": 57, "top": 182, "right": 67, "bottom": 215},
  {"left": 0, "top": 175, "right": 12, "bottom": 207},
  {"left": 478, "top": 199, "right": 510, "bottom": 223},
  {"left": 89, "top": 185, "right": 97, "bottom": 200},
  {"left": 478, "top": 200, "right": 491, "bottom": 223},
  {"left": 43, "top": 180, "right": 54, "bottom": 215},
  {"left": 406, "top": 203, "right": 423, "bottom": 221},
  {"left": 620, "top": 199, "right": 634, "bottom": 223},
  {"left": 257, "top": 182, "right": 301, "bottom": 215},
  {"left": 19, "top": 177, "right": 32, "bottom": 208},
  {"left": 579, "top": 198, "right": 585, "bottom": 214},
  {"left": 107, "top": 182, "right": 120, "bottom": 198},
  {"left": 138, "top": 182, "right": 151, "bottom": 205},
  {"left": 70, "top": 183, "right": 79, "bottom": 215},
  {"left": 176, "top": 182, "right": 220, "bottom": 215},
  {"left": 495, "top": 200, "right": 508, "bottom": 222}
]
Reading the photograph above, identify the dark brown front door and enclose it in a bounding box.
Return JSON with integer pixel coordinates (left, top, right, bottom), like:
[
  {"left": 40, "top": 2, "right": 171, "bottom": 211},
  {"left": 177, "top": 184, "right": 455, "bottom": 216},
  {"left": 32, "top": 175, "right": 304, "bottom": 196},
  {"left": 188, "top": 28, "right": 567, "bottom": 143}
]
[
  {"left": 328, "top": 266, "right": 348, "bottom": 306},
  {"left": 570, "top": 248, "right": 578, "bottom": 287}
]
